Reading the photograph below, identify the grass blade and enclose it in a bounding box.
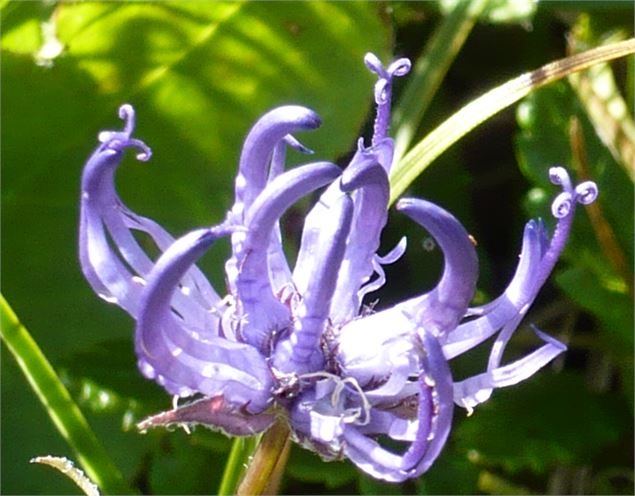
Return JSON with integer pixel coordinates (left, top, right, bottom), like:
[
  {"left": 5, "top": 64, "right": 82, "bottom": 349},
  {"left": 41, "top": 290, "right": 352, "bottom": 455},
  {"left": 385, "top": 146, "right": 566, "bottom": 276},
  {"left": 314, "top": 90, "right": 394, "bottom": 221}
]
[
  {"left": 390, "top": 38, "right": 635, "bottom": 203},
  {"left": 0, "top": 295, "right": 134, "bottom": 495}
]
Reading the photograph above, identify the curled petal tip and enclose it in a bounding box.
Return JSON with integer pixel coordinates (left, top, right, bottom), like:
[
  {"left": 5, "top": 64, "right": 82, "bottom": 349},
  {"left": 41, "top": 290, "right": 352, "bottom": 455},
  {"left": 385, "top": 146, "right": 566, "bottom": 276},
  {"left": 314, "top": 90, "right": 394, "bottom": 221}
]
[
  {"left": 118, "top": 103, "right": 136, "bottom": 135},
  {"left": 548, "top": 168, "right": 597, "bottom": 217},
  {"left": 387, "top": 58, "right": 411, "bottom": 77},
  {"left": 129, "top": 139, "right": 152, "bottom": 161},
  {"left": 548, "top": 166, "right": 573, "bottom": 194},
  {"left": 364, "top": 52, "right": 385, "bottom": 75},
  {"left": 575, "top": 181, "right": 598, "bottom": 205},
  {"left": 548, "top": 166, "right": 568, "bottom": 185},
  {"left": 551, "top": 191, "right": 574, "bottom": 219}
]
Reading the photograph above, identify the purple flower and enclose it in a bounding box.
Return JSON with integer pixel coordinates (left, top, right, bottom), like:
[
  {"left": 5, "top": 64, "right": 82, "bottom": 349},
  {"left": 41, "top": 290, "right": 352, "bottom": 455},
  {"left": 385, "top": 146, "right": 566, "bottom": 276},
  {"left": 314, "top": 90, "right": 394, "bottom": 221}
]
[{"left": 79, "top": 53, "right": 598, "bottom": 482}]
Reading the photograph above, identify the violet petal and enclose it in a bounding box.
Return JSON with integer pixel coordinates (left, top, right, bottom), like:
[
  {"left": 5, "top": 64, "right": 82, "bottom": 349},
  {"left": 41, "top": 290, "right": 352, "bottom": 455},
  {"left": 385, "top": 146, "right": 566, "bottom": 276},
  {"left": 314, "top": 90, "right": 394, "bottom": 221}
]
[
  {"left": 395, "top": 198, "right": 478, "bottom": 338},
  {"left": 136, "top": 227, "right": 273, "bottom": 412},
  {"left": 235, "top": 161, "right": 341, "bottom": 351}
]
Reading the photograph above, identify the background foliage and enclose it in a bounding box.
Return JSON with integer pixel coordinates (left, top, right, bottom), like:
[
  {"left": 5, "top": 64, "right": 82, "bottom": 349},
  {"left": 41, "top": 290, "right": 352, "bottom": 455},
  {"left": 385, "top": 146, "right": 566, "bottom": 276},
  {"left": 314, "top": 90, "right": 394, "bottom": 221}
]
[{"left": 2, "top": 1, "right": 633, "bottom": 494}]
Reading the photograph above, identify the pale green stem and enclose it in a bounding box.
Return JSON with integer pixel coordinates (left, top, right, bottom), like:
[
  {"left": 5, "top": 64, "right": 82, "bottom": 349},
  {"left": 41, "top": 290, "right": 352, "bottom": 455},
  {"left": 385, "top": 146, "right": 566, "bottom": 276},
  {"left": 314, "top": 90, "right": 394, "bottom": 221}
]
[
  {"left": 236, "top": 418, "right": 290, "bottom": 496},
  {"left": 0, "top": 294, "right": 134, "bottom": 495},
  {"left": 390, "top": 38, "right": 635, "bottom": 204},
  {"left": 218, "top": 435, "right": 260, "bottom": 496},
  {"left": 392, "top": 0, "right": 489, "bottom": 164}
]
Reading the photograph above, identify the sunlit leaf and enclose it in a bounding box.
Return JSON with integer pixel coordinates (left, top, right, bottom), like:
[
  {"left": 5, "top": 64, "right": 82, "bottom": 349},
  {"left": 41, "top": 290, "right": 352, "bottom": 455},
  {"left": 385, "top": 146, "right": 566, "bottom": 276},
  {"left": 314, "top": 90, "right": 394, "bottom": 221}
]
[{"left": 440, "top": 0, "right": 537, "bottom": 24}]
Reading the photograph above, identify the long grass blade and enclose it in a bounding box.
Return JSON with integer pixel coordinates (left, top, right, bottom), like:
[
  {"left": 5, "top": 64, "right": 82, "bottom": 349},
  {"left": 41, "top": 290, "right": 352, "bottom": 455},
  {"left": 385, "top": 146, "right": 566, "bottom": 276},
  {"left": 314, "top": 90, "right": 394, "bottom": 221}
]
[
  {"left": 0, "top": 295, "right": 134, "bottom": 495},
  {"left": 390, "top": 38, "right": 635, "bottom": 203}
]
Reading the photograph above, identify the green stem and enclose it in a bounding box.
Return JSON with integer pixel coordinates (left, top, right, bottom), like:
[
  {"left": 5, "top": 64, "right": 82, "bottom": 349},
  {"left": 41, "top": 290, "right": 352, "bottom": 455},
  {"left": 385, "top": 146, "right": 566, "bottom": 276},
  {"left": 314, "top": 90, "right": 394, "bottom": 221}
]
[
  {"left": 236, "top": 418, "right": 290, "bottom": 496},
  {"left": 218, "top": 435, "right": 259, "bottom": 496},
  {"left": 392, "top": 0, "right": 489, "bottom": 163},
  {"left": 390, "top": 38, "right": 635, "bottom": 204},
  {"left": 0, "top": 294, "right": 133, "bottom": 495}
]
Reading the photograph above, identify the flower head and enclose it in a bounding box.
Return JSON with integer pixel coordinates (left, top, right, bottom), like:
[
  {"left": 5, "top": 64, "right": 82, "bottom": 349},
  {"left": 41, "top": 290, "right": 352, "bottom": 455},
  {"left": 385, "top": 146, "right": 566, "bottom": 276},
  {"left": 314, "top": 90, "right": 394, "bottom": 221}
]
[{"left": 79, "top": 53, "right": 598, "bottom": 481}]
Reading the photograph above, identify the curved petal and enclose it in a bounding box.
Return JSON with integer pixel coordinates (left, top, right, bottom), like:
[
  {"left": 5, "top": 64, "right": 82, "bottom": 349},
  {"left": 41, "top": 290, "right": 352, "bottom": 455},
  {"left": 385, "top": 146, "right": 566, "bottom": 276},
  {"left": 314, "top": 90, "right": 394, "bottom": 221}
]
[
  {"left": 442, "top": 219, "right": 546, "bottom": 359},
  {"left": 444, "top": 169, "right": 598, "bottom": 362},
  {"left": 233, "top": 105, "right": 321, "bottom": 214},
  {"left": 267, "top": 135, "right": 315, "bottom": 292},
  {"left": 453, "top": 326, "right": 566, "bottom": 409},
  {"left": 448, "top": 169, "right": 596, "bottom": 410},
  {"left": 226, "top": 105, "right": 321, "bottom": 291},
  {"left": 340, "top": 333, "right": 454, "bottom": 482},
  {"left": 393, "top": 198, "right": 478, "bottom": 339},
  {"left": 274, "top": 193, "right": 354, "bottom": 373},
  {"left": 235, "top": 162, "right": 341, "bottom": 351},
  {"left": 79, "top": 104, "right": 218, "bottom": 321},
  {"left": 329, "top": 140, "right": 395, "bottom": 323},
  {"left": 136, "top": 227, "right": 273, "bottom": 412}
]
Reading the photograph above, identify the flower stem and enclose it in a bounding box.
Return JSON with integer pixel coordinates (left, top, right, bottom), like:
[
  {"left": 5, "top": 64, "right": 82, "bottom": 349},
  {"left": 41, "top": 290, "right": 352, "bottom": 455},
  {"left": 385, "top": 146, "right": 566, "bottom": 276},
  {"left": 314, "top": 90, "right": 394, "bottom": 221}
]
[
  {"left": 0, "top": 294, "right": 133, "bottom": 495},
  {"left": 236, "top": 418, "right": 291, "bottom": 496},
  {"left": 218, "top": 435, "right": 260, "bottom": 495}
]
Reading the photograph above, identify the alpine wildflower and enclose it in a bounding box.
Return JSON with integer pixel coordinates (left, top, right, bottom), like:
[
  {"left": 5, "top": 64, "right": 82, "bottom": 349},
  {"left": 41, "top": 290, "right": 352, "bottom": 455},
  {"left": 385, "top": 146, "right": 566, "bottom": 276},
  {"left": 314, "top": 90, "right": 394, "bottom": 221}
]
[{"left": 79, "top": 52, "right": 598, "bottom": 481}]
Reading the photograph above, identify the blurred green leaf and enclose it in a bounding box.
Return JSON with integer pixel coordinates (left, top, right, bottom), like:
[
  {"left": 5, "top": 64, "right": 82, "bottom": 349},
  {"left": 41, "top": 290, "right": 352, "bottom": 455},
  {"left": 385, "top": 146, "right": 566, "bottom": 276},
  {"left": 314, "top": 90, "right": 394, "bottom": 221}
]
[
  {"left": 59, "top": 339, "right": 165, "bottom": 410},
  {"left": 0, "top": 295, "right": 132, "bottom": 495},
  {"left": 149, "top": 431, "right": 220, "bottom": 495},
  {"left": 415, "top": 445, "right": 480, "bottom": 495},
  {"left": 454, "top": 373, "right": 630, "bottom": 475},
  {"left": 556, "top": 267, "right": 632, "bottom": 351},
  {"left": 439, "top": 0, "right": 537, "bottom": 24},
  {"left": 284, "top": 446, "right": 357, "bottom": 490}
]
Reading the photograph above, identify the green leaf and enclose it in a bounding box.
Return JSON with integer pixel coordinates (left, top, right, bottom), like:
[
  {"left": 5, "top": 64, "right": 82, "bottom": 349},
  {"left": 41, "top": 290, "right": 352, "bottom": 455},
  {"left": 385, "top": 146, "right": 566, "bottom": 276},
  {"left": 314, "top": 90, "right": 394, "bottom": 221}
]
[
  {"left": 148, "top": 432, "right": 221, "bottom": 495},
  {"left": 439, "top": 0, "right": 537, "bottom": 24},
  {"left": 59, "top": 339, "right": 166, "bottom": 411},
  {"left": 0, "top": 296, "right": 133, "bottom": 495},
  {"left": 284, "top": 446, "right": 357, "bottom": 490},
  {"left": 415, "top": 446, "right": 480, "bottom": 495},
  {"left": 454, "top": 373, "right": 630, "bottom": 475}
]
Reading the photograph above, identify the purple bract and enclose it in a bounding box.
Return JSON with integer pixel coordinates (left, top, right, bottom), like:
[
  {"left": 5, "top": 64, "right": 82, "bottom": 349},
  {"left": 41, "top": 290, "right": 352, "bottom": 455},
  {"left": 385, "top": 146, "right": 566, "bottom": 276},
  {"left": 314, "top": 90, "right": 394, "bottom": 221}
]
[{"left": 78, "top": 53, "right": 598, "bottom": 482}]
